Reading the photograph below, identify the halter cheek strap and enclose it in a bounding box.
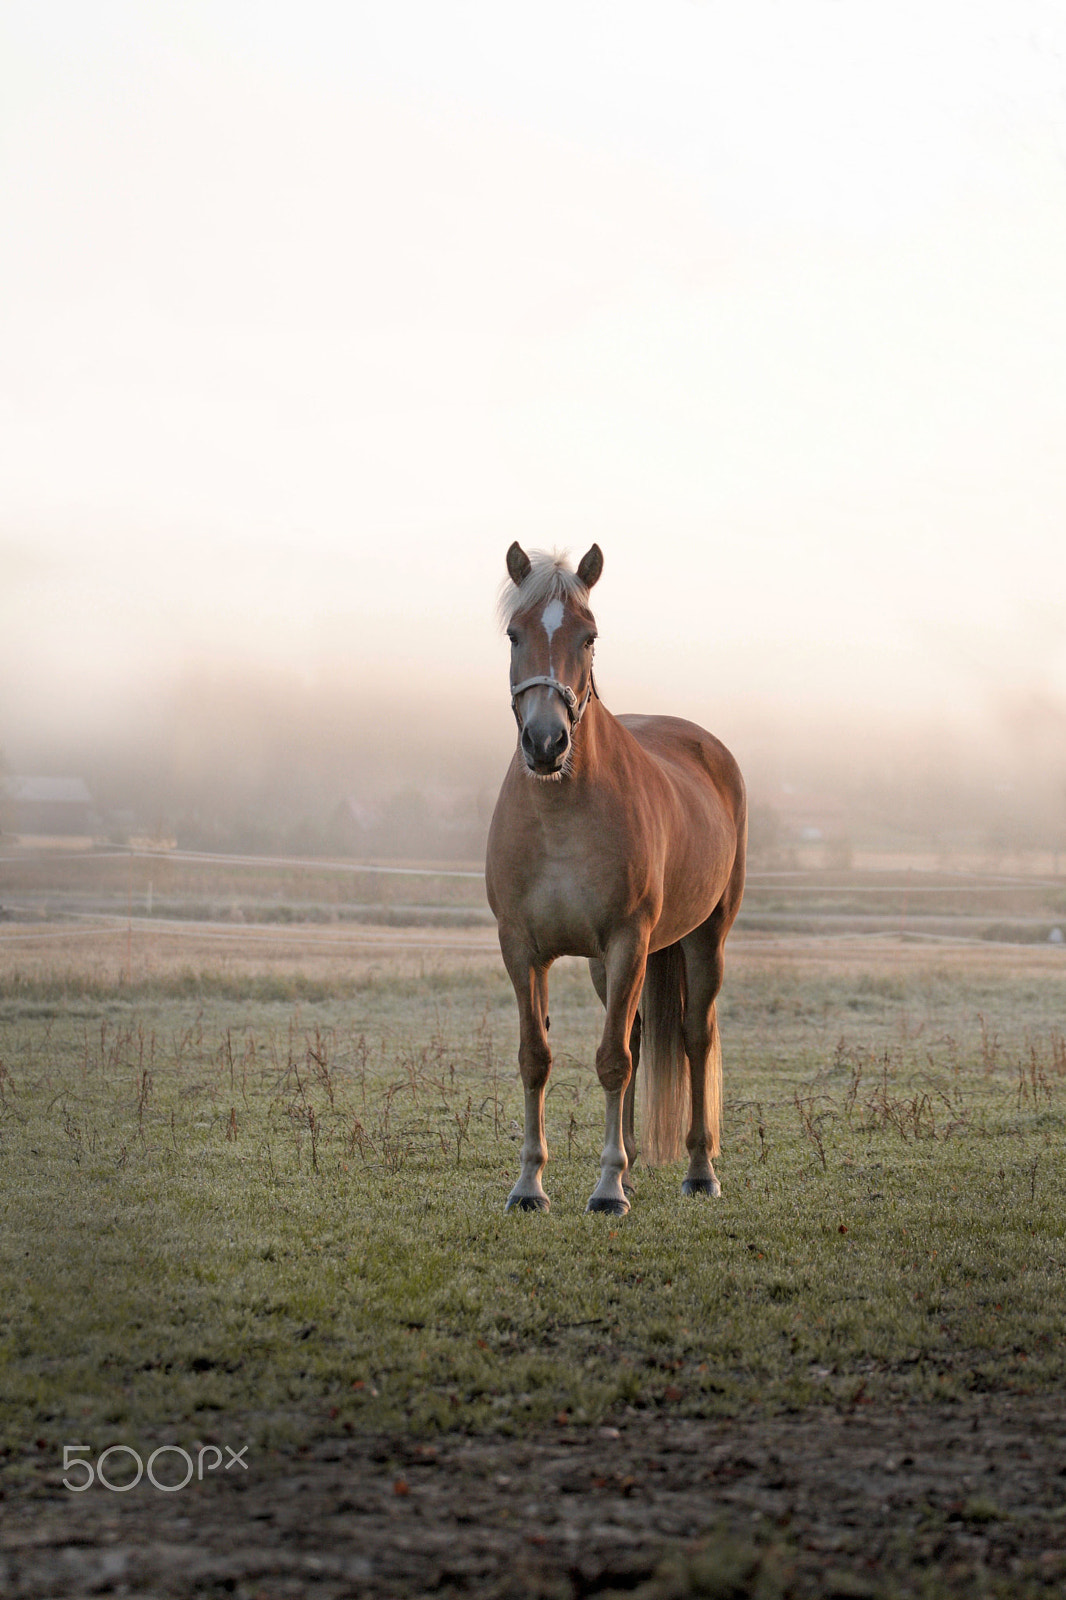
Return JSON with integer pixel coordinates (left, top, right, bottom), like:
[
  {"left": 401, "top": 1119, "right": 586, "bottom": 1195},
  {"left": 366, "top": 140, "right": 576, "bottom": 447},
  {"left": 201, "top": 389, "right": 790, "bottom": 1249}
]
[{"left": 510, "top": 673, "right": 595, "bottom": 726}]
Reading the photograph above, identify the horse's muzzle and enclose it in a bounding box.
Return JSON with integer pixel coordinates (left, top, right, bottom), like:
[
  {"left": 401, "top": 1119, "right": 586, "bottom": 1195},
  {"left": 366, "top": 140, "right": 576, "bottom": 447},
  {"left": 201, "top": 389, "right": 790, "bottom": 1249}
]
[{"left": 521, "top": 720, "right": 570, "bottom": 775}]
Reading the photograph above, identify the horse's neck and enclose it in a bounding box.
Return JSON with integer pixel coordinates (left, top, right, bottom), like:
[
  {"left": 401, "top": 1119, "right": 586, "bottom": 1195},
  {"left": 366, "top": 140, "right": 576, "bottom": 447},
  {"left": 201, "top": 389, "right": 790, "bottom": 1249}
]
[{"left": 576, "top": 697, "right": 626, "bottom": 764}]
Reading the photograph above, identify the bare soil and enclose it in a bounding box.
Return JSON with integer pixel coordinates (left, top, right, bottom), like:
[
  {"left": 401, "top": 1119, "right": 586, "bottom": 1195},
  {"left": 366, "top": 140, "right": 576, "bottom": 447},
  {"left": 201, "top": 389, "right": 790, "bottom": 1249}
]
[{"left": 5, "top": 1396, "right": 1066, "bottom": 1598}]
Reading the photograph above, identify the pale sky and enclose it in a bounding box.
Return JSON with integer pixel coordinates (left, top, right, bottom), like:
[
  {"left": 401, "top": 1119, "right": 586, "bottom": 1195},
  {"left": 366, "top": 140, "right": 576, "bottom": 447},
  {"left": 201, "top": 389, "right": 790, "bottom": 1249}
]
[{"left": 3, "top": 0, "right": 1066, "bottom": 767}]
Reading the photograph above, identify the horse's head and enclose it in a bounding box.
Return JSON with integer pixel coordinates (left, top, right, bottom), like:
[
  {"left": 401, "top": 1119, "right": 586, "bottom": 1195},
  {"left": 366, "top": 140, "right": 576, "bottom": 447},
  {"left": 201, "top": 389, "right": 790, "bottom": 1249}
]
[{"left": 501, "top": 542, "right": 603, "bottom": 778}]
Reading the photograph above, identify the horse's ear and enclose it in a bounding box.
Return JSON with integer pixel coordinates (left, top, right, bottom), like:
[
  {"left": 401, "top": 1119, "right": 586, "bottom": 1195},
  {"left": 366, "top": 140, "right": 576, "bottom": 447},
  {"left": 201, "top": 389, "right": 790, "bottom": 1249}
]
[
  {"left": 577, "top": 544, "right": 603, "bottom": 589},
  {"left": 506, "top": 541, "right": 532, "bottom": 586}
]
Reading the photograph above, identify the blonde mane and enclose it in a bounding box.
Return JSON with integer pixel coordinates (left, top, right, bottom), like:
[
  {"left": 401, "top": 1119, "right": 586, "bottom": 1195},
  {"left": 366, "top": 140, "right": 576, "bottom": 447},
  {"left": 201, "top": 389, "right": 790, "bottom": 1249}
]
[{"left": 497, "top": 549, "right": 591, "bottom": 631}]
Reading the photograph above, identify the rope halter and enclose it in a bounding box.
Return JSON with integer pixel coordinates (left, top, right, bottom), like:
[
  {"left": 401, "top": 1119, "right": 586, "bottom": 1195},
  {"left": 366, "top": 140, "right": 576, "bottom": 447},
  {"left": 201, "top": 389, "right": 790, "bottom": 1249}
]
[{"left": 509, "top": 673, "right": 595, "bottom": 728}]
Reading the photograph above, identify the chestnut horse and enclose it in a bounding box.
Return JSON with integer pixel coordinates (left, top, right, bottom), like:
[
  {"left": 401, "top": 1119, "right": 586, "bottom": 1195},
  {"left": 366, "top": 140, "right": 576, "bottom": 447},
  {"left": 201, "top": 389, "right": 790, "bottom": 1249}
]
[{"left": 485, "top": 543, "right": 747, "bottom": 1215}]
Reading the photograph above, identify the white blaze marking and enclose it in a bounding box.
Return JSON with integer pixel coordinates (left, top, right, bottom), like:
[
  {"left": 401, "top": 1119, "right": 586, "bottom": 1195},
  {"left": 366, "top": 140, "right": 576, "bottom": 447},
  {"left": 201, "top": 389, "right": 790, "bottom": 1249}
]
[{"left": 541, "top": 598, "right": 565, "bottom": 669}]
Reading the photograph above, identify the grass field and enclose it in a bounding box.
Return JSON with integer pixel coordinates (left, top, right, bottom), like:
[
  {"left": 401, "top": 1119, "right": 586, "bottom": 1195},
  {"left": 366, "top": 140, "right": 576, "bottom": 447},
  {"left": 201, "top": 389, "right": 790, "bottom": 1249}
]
[{"left": 3, "top": 917, "right": 1066, "bottom": 1506}]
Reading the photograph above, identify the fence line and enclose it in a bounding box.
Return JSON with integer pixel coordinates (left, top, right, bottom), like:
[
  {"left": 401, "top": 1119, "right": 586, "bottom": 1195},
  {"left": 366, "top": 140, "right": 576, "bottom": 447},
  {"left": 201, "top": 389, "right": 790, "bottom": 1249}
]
[
  {"left": 0, "top": 918, "right": 496, "bottom": 953},
  {"left": 3, "top": 844, "right": 1065, "bottom": 891},
  {"left": 0, "top": 847, "right": 484, "bottom": 879},
  {"left": 0, "top": 917, "right": 1060, "bottom": 955}
]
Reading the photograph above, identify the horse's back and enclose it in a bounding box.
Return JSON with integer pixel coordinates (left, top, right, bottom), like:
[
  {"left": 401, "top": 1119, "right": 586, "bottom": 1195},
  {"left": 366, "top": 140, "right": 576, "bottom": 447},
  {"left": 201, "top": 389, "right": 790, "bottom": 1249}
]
[{"left": 606, "top": 712, "right": 745, "bottom": 947}]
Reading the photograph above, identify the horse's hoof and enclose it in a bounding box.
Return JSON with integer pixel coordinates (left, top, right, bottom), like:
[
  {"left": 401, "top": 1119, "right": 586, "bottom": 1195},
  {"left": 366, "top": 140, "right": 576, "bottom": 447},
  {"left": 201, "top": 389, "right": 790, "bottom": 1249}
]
[
  {"left": 586, "top": 1196, "right": 630, "bottom": 1216},
  {"left": 505, "top": 1193, "right": 550, "bottom": 1213},
  {"left": 681, "top": 1177, "right": 721, "bottom": 1198}
]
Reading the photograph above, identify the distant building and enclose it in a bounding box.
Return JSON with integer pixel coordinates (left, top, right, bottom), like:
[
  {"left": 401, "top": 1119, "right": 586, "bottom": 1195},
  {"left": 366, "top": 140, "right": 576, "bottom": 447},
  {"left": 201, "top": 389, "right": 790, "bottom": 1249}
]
[
  {"left": 776, "top": 785, "right": 849, "bottom": 846},
  {"left": 771, "top": 785, "right": 853, "bottom": 867},
  {"left": 0, "top": 776, "right": 95, "bottom": 845}
]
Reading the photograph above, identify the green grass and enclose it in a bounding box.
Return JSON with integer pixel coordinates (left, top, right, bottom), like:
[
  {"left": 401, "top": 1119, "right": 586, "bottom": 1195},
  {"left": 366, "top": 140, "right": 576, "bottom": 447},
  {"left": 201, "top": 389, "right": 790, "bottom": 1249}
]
[{"left": 2, "top": 950, "right": 1066, "bottom": 1480}]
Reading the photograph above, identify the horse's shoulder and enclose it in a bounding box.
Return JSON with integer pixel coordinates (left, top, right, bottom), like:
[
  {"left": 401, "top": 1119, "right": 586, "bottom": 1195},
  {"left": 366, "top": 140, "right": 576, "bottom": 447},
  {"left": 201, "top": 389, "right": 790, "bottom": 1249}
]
[{"left": 615, "top": 713, "right": 745, "bottom": 801}]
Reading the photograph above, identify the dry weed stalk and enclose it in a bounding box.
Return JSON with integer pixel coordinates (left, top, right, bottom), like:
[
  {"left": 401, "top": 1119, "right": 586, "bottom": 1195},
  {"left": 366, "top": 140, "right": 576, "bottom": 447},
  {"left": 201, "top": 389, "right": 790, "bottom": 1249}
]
[{"left": 793, "top": 1088, "right": 829, "bottom": 1170}]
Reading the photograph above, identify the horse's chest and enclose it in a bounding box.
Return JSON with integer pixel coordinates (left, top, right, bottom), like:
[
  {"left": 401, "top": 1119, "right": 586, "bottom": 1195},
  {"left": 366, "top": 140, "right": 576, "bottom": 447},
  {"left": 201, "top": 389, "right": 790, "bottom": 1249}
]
[{"left": 522, "top": 854, "right": 610, "bottom": 956}]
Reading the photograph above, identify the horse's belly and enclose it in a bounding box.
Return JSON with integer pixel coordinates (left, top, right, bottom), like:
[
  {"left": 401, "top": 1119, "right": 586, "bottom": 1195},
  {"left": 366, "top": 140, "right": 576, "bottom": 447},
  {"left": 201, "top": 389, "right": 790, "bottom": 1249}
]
[
  {"left": 652, "top": 855, "right": 731, "bottom": 944},
  {"left": 649, "top": 896, "right": 718, "bottom": 952}
]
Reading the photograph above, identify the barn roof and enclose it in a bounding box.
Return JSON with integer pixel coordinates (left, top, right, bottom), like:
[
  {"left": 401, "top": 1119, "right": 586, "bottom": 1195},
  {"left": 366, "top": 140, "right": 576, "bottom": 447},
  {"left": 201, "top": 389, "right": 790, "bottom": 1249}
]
[{"left": 3, "top": 775, "right": 93, "bottom": 805}]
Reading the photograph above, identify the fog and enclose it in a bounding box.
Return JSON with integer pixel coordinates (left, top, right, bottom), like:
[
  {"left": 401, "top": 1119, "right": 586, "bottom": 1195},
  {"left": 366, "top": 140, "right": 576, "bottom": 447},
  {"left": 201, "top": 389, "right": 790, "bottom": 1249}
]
[
  {"left": 5, "top": 653, "right": 1065, "bottom": 867},
  {"left": 3, "top": 2, "right": 1066, "bottom": 863}
]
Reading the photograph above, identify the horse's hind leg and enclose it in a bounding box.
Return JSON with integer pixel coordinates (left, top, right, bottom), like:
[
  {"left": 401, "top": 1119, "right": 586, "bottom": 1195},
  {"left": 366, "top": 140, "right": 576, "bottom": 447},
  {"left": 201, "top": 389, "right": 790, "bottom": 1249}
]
[
  {"left": 678, "top": 918, "right": 726, "bottom": 1198},
  {"left": 621, "top": 1011, "right": 641, "bottom": 1189},
  {"left": 500, "top": 927, "right": 552, "bottom": 1212},
  {"left": 588, "top": 957, "right": 640, "bottom": 1192}
]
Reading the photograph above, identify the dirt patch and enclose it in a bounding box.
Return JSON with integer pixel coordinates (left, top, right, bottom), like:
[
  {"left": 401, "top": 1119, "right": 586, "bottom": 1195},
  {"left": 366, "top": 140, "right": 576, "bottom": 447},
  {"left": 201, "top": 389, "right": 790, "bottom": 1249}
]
[{"left": 4, "top": 1396, "right": 1066, "bottom": 1597}]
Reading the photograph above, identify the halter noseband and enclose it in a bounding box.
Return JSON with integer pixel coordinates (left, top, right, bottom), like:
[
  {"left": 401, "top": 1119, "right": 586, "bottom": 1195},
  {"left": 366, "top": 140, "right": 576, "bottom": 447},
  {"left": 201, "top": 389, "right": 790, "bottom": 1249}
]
[{"left": 510, "top": 673, "right": 595, "bottom": 727}]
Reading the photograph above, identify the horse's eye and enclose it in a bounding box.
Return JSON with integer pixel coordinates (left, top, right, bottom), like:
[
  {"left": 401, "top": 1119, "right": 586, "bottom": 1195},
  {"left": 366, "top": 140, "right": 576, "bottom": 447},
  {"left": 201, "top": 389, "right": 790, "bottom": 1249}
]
[
  {"left": 584, "top": 635, "right": 597, "bottom": 649},
  {"left": 507, "top": 632, "right": 519, "bottom": 646}
]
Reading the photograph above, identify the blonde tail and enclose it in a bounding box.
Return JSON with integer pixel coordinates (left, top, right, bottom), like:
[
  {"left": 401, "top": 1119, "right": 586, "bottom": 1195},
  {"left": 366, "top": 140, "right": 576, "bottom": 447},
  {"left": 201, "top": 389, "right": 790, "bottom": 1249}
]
[
  {"left": 705, "top": 1014, "right": 722, "bottom": 1158},
  {"left": 637, "top": 943, "right": 689, "bottom": 1165}
]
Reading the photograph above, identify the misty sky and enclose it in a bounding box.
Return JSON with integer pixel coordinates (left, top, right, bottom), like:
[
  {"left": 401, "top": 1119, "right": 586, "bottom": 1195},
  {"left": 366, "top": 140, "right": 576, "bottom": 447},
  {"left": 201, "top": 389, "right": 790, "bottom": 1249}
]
[{"left": 3, "top": 0, "right": 1066, "bottom": 770}]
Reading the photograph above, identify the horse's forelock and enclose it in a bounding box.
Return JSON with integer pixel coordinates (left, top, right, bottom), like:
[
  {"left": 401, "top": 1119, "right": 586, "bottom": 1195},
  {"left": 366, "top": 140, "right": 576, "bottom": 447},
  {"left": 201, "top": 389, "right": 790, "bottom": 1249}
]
[{"left": 496, "top": 549, "right": 590, "bottom": 631}]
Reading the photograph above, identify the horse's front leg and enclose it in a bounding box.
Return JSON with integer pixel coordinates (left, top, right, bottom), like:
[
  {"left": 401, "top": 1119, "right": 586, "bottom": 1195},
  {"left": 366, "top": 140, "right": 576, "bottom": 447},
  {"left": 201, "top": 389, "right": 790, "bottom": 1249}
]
[
  {"left": 589, "top": 956, "right": 639, "bottom": 1194},
  {"left": 499, "top": 928, "right": 552, "bottom": 1212},
  {"left": 587, "top": 930, "right": 648, "bottom": 1216}
]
